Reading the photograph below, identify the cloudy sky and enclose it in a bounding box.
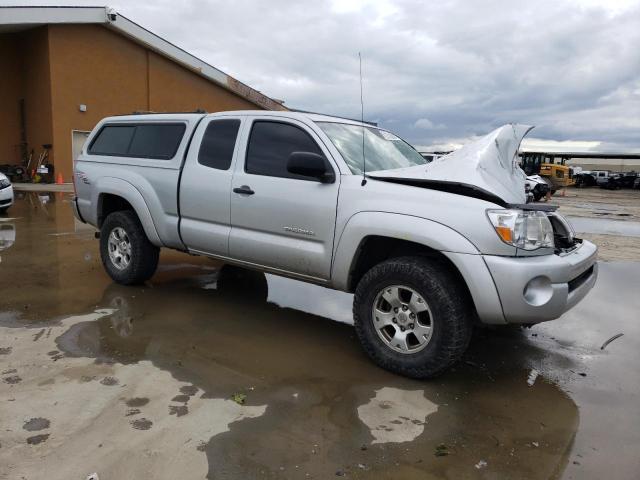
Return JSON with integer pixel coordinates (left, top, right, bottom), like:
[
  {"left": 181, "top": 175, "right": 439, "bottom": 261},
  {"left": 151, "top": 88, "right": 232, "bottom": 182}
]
[{"left": 4, "top": 0, "right": 639, "bottom": 151}]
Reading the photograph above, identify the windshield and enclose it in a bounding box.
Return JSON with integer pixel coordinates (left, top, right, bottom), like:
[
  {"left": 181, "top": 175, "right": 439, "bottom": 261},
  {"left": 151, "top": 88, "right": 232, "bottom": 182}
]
[{"left": 316, "top": 122, "right": 426, "bottom": 174}]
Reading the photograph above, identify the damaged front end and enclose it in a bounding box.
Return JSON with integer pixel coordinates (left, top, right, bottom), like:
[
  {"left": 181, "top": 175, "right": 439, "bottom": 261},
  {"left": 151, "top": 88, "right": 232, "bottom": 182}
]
[
  {"left": 370, "top": 124, "right": 533, "bottom": 206},
  {"left": 369, "top": 124, "right": 581, "bottom": 254}
]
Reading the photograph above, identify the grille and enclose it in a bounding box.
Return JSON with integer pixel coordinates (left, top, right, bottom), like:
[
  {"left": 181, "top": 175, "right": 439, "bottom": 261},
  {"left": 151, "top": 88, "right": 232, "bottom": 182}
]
[{"left": 568, "top": 266, "right": 594, "bottom": 293}]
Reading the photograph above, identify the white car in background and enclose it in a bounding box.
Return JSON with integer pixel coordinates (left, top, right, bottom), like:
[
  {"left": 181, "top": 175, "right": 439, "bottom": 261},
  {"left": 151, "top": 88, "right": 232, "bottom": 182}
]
[{"left": 0, "top": 173, "right": 14, "bottom": 213}]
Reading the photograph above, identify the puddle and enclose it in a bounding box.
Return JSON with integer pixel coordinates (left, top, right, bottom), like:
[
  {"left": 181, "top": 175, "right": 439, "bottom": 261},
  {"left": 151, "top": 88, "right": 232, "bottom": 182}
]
[
  {"left": 567, "top": 216, "right": 640, "bottom": 237},
  {"left": 1, "top": 191, "right": 639, "bottom": 479}
]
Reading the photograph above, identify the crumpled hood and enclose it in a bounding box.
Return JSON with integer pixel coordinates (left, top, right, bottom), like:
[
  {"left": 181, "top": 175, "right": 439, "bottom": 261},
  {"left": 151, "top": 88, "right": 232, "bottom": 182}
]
[{"left": 370, "top": 124, "right": 533, "bottom": 205}]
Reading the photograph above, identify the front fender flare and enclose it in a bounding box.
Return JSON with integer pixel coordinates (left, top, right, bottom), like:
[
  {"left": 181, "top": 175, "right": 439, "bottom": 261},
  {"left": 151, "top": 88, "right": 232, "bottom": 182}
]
[
  {"left": 92, "top": 177, "right": 162, "bottom": 246},
  {"left": 331, "top": 211, "right": 479, "bottom": 290},
  {"left": 331, "top": 211, "right": 505, "bottom": 324}
]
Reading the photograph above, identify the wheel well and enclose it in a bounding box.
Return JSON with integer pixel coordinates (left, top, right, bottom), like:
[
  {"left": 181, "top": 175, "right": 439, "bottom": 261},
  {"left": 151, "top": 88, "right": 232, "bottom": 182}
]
[
  {"left": 98, "top": 194, "right": 134, "bottom": 228},
  {"left": 347, "top": 236, "right": 473, "bottom": 301}
]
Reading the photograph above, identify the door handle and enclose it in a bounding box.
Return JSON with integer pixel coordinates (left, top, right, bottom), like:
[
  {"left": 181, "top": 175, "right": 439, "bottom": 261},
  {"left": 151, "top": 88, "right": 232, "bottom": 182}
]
[{"left": 233, "top": 185, "right": 255, "bottom": 195}]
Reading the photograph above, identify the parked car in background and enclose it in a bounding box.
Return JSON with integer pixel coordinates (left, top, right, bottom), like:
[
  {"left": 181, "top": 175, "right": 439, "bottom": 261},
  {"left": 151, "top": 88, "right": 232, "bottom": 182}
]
[
  {"left": 600, "top": 172, "right": 625, "bottom": 190},
  {"left": 592, "top": 170, "right": 615, "bottom": 186},
  {"left": 0, "top": 172, "right": 14, "bottom": 213},
  {"left": 574, "top": 170, "right": 596, "bottom": 187},
  {"left": 619, "top": 171, "right": 638, "bottom": 189},
  {"left": 525, "top": 175, "right": 551, "bottom": 201},
  {"left": 73, "top": 112, "right": 598, "bottom": 378}
]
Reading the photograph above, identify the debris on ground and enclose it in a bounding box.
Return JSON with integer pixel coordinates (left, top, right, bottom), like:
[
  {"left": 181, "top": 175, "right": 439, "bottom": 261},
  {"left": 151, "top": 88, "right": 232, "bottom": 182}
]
[
  {"left": 86, "top": 474, "right": 99, "bottom": 480},
  {"left": 527, "top": 369, "right": 539, "bottom": 386},
  {"left": 434, "top": 443, "right": 449, "bottom": 457},
  {"left": 231, "top": 392, "right": 246, "bottom": 405},
  {"left": 601, "top": 333, "right": 624, "bottom": 350},
  {"left": 475, "top": 460, "right": 488, "bottom": 469}
]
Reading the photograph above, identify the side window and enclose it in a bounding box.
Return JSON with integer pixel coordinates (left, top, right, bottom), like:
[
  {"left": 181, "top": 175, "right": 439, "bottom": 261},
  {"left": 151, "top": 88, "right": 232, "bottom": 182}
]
[
  {"left": 89, "top": 123, "right": 185, "bottom": 159},
  {"left": 246, "top": 121, "right": 325, "bottom": 179},
  {"left": 89, "top": 125, "right": 135, "bottom": 156},
  {"left": 128, "top": 124, "right": 186, "bottom": 159},
  {"left": 198, "top": 119, "right": 241, "bottom": 170}
]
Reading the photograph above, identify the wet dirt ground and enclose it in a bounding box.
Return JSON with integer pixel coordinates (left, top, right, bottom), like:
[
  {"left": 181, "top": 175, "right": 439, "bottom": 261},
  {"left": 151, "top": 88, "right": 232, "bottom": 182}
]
[
  {"left": 1, "top": 191, "right": 639, "bottom": 480},
  {"left": 553, "top": 188, "right": 640, "bottom": 261}
]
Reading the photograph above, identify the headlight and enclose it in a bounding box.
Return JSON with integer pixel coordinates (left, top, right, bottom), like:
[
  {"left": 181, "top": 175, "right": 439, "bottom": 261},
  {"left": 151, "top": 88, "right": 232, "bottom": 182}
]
[
  {"left": 0, "top": 177, "right": 10, "bottom": 189},
  {"left": 487, "top": 209, "right": 554, "bottom": 250}
]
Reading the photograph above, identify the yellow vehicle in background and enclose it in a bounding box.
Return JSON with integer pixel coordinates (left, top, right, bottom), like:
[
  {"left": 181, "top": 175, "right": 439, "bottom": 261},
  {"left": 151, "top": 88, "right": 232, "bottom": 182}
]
[
  {"left": 539, "top": 162, "right": 575, "bottom": 190},
  {"left": 520, "top": 152, "right": 575, "bottom": 192}
]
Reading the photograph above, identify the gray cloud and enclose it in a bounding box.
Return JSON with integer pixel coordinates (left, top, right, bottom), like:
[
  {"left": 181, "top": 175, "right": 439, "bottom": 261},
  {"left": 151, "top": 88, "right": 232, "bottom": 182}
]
[{"left": 4, "top": 0, "right": 639, "bottom": 150}]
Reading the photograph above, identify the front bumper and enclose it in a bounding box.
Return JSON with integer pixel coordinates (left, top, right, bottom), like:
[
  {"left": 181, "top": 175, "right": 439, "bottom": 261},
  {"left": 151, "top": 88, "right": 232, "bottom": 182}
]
[
  {"left": 483, "top": 240, "right": 598, "bottom": 324},
  {"left": 0, "top": 185, "right": 14, "bottom": 209}
]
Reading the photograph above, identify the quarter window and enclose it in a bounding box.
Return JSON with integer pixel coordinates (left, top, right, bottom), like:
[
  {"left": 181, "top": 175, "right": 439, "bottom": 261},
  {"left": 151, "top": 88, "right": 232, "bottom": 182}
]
[
  {"left": 245, "top": 121, "right": 326, "bottom": 179},
  {"left": 198, "top": 119, "right": 241, "bottom": 170}
]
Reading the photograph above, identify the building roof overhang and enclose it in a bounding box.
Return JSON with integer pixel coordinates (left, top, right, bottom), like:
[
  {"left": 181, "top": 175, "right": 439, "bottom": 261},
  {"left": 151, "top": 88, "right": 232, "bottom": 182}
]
[{"left": 0, "top": 5, "right": 286, "bottom": 111}]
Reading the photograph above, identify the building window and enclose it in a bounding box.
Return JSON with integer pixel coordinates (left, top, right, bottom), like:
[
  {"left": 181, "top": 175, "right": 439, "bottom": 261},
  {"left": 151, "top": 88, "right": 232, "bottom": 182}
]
[{"left": 198, "top": 119, "right": 241, "bottom": 170}]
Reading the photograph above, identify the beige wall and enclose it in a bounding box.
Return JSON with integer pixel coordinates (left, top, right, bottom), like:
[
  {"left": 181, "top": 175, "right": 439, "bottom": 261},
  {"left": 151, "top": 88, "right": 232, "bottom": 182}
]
[
  {"left": 1, "top": 24, "right": 268, "bottom": 182},
  {"left": 48, "top": 24, "right": 262, "bottom": 181},
  {"left": 567, "top": 158, "right": 640, "bottom": 173}
]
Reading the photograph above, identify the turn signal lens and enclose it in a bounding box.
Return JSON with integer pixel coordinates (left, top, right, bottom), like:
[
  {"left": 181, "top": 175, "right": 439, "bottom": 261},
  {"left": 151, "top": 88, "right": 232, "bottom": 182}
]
[{"left": 495, "top": 226, "right": 513, "bottom": 243}]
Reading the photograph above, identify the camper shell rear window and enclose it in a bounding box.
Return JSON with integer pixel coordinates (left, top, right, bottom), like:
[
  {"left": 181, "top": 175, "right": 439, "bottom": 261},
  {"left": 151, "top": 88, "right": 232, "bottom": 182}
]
[{"left": 88, "top": 123, "right": 186, "bottom": 160}]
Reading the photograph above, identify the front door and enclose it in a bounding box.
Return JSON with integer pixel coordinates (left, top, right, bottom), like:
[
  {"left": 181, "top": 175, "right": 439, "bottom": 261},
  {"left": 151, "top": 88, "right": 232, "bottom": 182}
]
[{"left": 229, "top": 118, "right": 340, "bottom": 280}]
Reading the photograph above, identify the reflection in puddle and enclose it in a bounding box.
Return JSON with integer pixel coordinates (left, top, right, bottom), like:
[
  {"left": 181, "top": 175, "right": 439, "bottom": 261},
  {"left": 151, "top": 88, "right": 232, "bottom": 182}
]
[
  {"left": 567, "top": 216, "right": 640, "bottom": 237},
  {"left": 0, "top": 223, "right": 15, "bottom": 251}
]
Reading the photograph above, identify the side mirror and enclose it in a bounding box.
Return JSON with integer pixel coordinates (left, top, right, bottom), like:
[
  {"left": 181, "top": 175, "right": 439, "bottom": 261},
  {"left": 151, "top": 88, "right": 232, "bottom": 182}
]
[{"left": 287, "top": 152, "right": 335, "bottom": 183}]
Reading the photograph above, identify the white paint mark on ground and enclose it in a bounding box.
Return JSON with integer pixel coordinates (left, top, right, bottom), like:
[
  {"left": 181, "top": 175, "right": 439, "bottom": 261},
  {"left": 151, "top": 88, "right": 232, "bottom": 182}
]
[{"left": 357, "top": 387, "right": 437, "bottom": 444}]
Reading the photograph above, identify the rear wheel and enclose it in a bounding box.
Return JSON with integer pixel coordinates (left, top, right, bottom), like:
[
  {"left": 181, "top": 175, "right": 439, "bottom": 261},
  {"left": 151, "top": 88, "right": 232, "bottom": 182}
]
[
  {"left": 0, "top": 207, "right": 8, "bottom": 214},
  {"left": 353, "top": 257, "right": 473, "bottom": 378},
  {"left": 100, "top": 210, "right": 159, "bottom": 285}
]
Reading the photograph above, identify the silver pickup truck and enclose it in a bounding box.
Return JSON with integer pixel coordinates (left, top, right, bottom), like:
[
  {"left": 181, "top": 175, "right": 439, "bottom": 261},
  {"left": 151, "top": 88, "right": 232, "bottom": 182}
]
[{"left": 73, "top": 111, "right": 598, "bottom": 378}]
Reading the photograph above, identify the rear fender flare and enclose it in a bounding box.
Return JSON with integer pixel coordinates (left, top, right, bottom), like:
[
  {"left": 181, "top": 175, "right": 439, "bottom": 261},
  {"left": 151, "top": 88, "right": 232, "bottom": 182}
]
[{"left": 93, "top": 177, "right": 162, "bottom": 246}]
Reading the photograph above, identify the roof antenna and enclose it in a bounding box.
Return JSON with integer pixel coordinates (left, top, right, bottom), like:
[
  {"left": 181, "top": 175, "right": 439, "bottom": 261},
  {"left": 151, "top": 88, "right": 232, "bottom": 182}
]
[{"left": 359, "top": 52, "right": 367, "bottom": 186}]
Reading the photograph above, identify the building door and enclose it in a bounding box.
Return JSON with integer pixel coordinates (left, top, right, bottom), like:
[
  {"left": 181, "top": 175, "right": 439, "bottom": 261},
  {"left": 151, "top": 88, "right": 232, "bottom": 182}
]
[{"left": 72, "top": 130, "right": 90, "bottom": 163}]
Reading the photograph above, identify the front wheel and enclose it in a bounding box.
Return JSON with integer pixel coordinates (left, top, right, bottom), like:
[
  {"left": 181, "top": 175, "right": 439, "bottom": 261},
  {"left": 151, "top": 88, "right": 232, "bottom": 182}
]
[
  {"left": 100, "top": 210, "right": 159, "bottom": 285},
  {"left": 353, "top": 257, "right": 473, "bottom": 378}
]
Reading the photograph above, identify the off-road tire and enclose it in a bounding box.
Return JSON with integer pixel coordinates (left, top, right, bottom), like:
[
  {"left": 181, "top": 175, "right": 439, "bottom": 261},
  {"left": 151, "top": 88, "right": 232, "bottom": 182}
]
[
  {"left": 353, "top": 256, "right": 473, "bottom": 379},
  {"left": 100, "top": 210, "right": 159, "bottom": 285}
]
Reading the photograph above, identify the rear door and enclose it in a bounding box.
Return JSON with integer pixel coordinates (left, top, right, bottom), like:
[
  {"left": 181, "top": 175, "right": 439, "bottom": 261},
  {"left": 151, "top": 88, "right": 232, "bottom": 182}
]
[
  {"left": 229, "top": 117, "right": 339, "bottom": 280},
  {"left": 179, "top": 116, "right": 243, "bottom": 255}
]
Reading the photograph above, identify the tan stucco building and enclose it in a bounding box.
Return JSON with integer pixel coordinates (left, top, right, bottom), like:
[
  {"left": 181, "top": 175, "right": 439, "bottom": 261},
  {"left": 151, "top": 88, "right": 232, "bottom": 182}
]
[{"left": 0, "top": 6, "right": 285, "bottom": 182}]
